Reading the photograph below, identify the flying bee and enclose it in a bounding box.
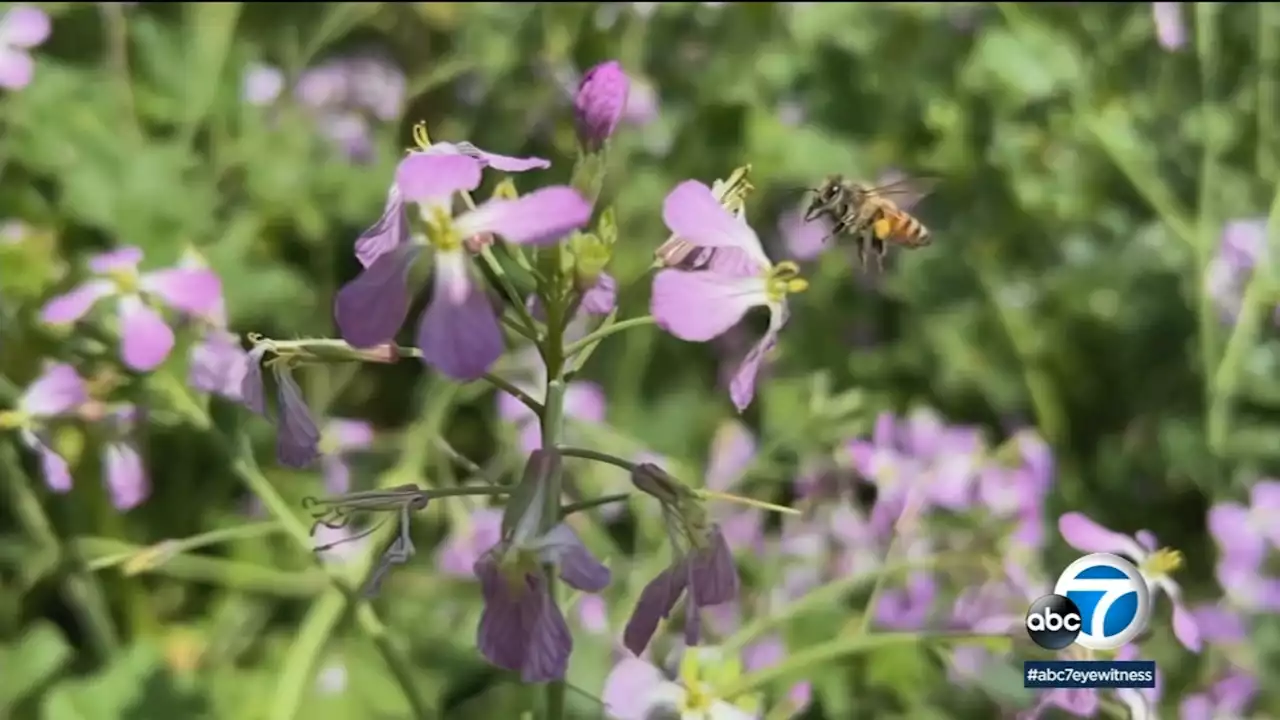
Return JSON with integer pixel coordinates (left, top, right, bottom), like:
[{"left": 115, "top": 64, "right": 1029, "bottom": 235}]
[{"left": 804, "top": 174, "right": 936, "bottom": 271}]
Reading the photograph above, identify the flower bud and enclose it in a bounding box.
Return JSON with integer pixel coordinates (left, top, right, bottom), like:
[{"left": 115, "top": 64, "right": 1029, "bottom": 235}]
[
  {"left": 569, "top": 231, "right": 611, "bottom": 288},
  {"left": 574, "top": 60, "right": 630, "bottom": 151}
]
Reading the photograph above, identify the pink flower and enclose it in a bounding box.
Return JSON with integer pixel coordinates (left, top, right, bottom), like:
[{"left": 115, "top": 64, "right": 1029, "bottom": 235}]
[
  {"left": 574, "top": 60, "right": 630, "bottom": 150},
  {"left": 649, "top": 180, "right": 808, "bottom": 411},
  {"left": 0, "top": 6, "right": 50, "bottom": 90},
  {"left": 40, "top": 247, "right": 223, "bottom": 372}
]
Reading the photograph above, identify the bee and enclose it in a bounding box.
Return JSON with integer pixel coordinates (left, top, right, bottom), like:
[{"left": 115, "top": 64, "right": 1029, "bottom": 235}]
[{"left": 804, "top": 174, "right": 936, "bottom": 271}]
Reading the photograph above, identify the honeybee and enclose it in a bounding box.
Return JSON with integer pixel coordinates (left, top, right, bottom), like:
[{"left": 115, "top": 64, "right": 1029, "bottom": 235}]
[{"left": 804, "top": 174, "right": 936, "bottom": 270}]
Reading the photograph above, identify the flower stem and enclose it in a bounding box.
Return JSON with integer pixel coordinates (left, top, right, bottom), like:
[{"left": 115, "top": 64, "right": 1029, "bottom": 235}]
[
  {"left": 557, "top": 445, "right": 636, "bottom": 471},
  {"left": 563, "top": 315, "right": 655, "bottom": 357},
  {"left": 482, "top": 372, "right": 545, "bottom": 415},
  {"left": 560, "top": 492, "right": 630, "bottom": 518},
  {"left": 540, "top": 378, "right": 568, "bottom": 720}
]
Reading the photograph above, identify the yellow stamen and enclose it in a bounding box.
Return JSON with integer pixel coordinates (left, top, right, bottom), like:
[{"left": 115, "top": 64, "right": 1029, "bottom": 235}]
[
  {"left": 106, "top": 267, "right": 139, "bottom": 295},
  {"left": 765, "top": 261, "right": 810, "bottom": 303},
  {"left": 1142, "top": 547, "right": 1184, "bottom": 577},
  {"left": 0, "top": 410, "right": 28, "bottom": 430},
  {"left": 424, "top": 204, "right": 462, "bottom": 252},
  {"left": 678, "top": 652, "right": 714, "bottom": 713},
  {"left": 696, "top": 489, "right": 800, "bottom": 515},
  {"left": 411, "top": 121, "right": 432, "bottom": 151}
]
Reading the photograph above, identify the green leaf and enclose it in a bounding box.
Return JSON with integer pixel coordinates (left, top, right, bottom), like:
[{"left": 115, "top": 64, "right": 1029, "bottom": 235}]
[
  {"left": 181, "top": 3, "right": 243, "bottom": 132},
  {"left": 0, "top": 621, "right": 72, "bottom": 708},
  {"left": 41, "top": 643, "right": 210, "bottom": 720}
]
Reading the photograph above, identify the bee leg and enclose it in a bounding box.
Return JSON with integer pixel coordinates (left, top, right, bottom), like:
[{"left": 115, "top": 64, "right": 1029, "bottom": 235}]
[{"left": 871, "top": 236, "right": 886, "bottom": 272}]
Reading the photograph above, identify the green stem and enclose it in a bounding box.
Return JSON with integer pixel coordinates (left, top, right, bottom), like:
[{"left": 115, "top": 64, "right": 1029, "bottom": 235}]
[
  {"left": 72, "top": 537, "right": 324, "bottom": 597},
  {"left": 563, "top": 315, "right": 655, "bottom": 357},
  {"left": 540, "top": 379, "right": 568, "bottom": 720},
  {"left": 560, "top": 492, "right": 630, "bottom": 518},
  {"left": 719, "top": 632, "right": 1010, "bottom": 700},
  {"left": 0, "top": 442, "right": 120, "bottom": 662},
  {"left": 1196, "top": 4, "right": 1226, "bottom": 438},
  {"left": 556, "top": 445, "right": 636, "bottom": 472},
  {"left": 1259, "top": 4, "right": 1280, "bottom": 179},
  {"left": 482, "top": 372, "right": 545, "bottom": 415}
]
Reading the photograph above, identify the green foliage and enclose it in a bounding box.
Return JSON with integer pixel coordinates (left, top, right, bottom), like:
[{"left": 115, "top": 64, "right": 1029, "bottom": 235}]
[{"left": 1, "top": 2, "right": 1279, "bottom": 719}]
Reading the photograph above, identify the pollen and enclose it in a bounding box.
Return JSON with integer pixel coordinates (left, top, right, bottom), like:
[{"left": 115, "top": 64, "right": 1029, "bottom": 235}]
[
  {"left": 1142, "top": 547, "right": 1184, "bottom": 577},
  {"left": 766, "top": 261, "right": 809, "bottom": 302},
  {"left": 873, "top": 217, "right": 893, "bottom": 238},
  {"left": 411, "top": 121, "right": 432, "bottom": 151},
  {"left": 423, "top": 204, "right": 462, "bottom": 252},
  {"left": 106, "top": 267, "right": 140, "bottom": 295}
]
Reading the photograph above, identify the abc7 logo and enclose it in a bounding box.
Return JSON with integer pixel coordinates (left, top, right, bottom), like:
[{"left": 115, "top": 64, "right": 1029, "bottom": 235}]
[{"left": 1025, "top": 553, "right": 1152, "bottom": 651}]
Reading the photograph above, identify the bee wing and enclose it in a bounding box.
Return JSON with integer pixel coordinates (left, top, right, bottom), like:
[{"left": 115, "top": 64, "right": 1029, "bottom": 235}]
[{"left": 869, "top": 175, "right": 938, "bottom": 212}]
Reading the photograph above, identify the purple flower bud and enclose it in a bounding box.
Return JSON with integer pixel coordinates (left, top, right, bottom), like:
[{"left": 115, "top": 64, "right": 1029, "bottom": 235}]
[
  {"left": 622, "top": 524, "right": 739, "bottom": 656},
  {"left": 474, "top": 522, "right": 610, "bottom": 682},
  {"left": 239, "top": 347, "right": 321, "bottom": 468},
  {"left": 574, "top": 60, "right": 630, "bottom": 151}
]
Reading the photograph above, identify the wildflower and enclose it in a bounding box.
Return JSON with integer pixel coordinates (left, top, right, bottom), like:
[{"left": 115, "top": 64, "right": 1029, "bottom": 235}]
[
  {"left": 319, "top": 419, "right": 374, "bottom": 495},
  {"left": 0, "top": 5, "right": 50, "bottom": 90},
  {"left": 0, "top": 362, "right": 85, "bottom": 491},
  {"left": 575, "top": 60, "right": 630, "bottom": 150},
  {"left": 334, "top": 152, "right": 590, "bottom": 380},
  {"left": 40, "top": 247, "right": 223, "bottom": 372},
  {"left": 1057, "top": 512, "right": 1201, "bottom": 651},
  {"left": 1205, "top": 218, "right": 1266, "bottom": 323},
  {"left": 242, "top": 63, "right": 284, "bottom": 106},
  {"left": 100, "top": 405, "right": 149, "bottom": 510},
  {"left": 703, "top": 421, "right": 763, "bottom": 552},
  {"left": 240, "top": 340, "right": 322, "bottom": 468},
  {"left": 1207, "top": 482, "right": 1280, "bottom": 611},
  {"left": 777, "top": 203, "right": 829, "bottom": 262},
  {"left": 624, "top": 463, "right": 740, "bottom": 655},
  {"left": 741, "top": 636, "right": 811, "bottom": 717},
  {"left": 437, "top": 507, "right": 504, "bottom": 578},
  {"left": 1152, "top": 2, "right": 1186, "bottom": 51},
  {"left": 189, "top": 330, "right": 248, "bottom": 400},
  {"left": 1189, "top": 603, "right": 1247, "bottom": 646},
  {"left": 623, "top": 77, "right": 659, "bottom": 127},
  {"left": 1180, "top": 672, "right": 1257, "bottom": 720},
  {"left": 601, "top": 648, "right": 759, "bottom": 720},
  {"left": 474, "top": 450, "right": 611, "bottom": 681},
  {"left": 353, "top": 137, "right": 553, "bottom": 268},
  {"left": 650, "top": 180, "right": 808, "bottom": 411}
]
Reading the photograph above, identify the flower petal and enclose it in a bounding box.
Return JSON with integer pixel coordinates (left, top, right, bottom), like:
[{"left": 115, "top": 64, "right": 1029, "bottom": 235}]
[
  {"left": 19, "top": 362, "right": 86, "bottom": 417},
  {"left": 88, "top": 246, "right": 144, "bottom": 274},
  {"left": 0, "top": 6, "right": 51, "bottom": 48},
  {"left": 274, "top": 367, "right": 321, "bottom": 468},
  {"left": 651, "top": 269, "right": 765, "bottom": 342},
  {"left": 690, "top": 526, "right": 740, "bottom": 606},
  {"left": 1057, "top": 512, "right": 1147, "bottom": 559},
  {"left": 1170, "top": 602, "right": 1202, "bottom": 652},
  {"left": 118, "top": 295, "right": 175, "bottom": 371},
  {"left": 581, "top": 272, "right": 617, "bottom": 315},
  {"left": 728, "top": 308, "right": 784, "bottom": 412},
  {"left": 662, "top": 180, "right": 769, "bottom": 267},
  {"left": 239, "top": 346, "right": 269, "bottom": 415},
  {"left": 327, "top": 419, "right": 374, "bottom": 452},
  {"left": 1207, "top": 502, "right": 1265, "bottom": 570},
  {"left": 21, "top": 430, "right": 71, "bottom": 492},
  {"left": 140, "top": 268, "right": 223, "bottom": 316},
  {"left": 458, "top": 187, "right": 592, "bottom": 246},
  {"left": 354, "top": 186, "right": 409, "bottom": 268},
  {"left": 103, "top": 442, "right": 148, "bottom": 510},
  {"left": 535, "top": 524, "right": 611, "bottom": 592},
  {"left": 0, "top": 48, "right": 34, "bottom": 90},
  {"left": 334, "top": 244, "right": 422, "bottom": 348},
  {"left": 189, "top": 330, "right": 247, "bottom": 400},
  {"left": 623, "top": 563, "right": 689, "bottom": 656},
  {"left": 395, "top": 153, "right": 482, "bottom": 205},
  {"left": 40, "top": 280, "right": 113, "bottom": 325},
  {"left": 602, "top": 658, "right": 668, "bottom": 720},
  {"left": 417, "top": 253, "right": 503, "bottom": 380},
  {"left": 442, "top": 141, "right": 551, "bottom": 172},
  {"left": 474, "top": 557, "right": 573, "bottom": 682},
  {"left": 564, "top": 381, "right": 606, "bottom": 423}
]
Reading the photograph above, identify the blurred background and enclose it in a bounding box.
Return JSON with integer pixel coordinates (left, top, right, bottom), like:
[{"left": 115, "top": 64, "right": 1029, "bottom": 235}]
[{"left": 1, "top": 2, "right": 1278, "bottom": 718}]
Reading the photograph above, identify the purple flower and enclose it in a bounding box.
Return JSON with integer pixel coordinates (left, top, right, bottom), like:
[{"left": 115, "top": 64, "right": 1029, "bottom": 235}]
[
  {"left": 622, "top": 77, "right": 659, "bottom": 126},
  {"left": 601, "top": 651, "right": 758, "bottom": 720},
  {"left": 319, "top": 419, "right": 374, "bottom": 495},
  {"left": 1205, "top": 219, "right": 1267, "bottom": 323},
  {"left": 623, "top": 515, "right": 739, "bottom": 655},
  {"left": 741, "top": 636, "right": 811, "bottom": 715},
  {"left": 1189, "top": 603, "right": 1247, "bottom": 645},
  {"left": 240, "top": 345, "right": 321, "bottom": 468},
  {"left": 778, "top": 203, "right": 830, "bottom": 262},
  {"left": 574, "top": 60, "right": 630, "bottom": 150},
  {"left": 242, "top": 63, "right": 284, "bottom": 106},
  {"left": 189, "top": 330, "right": 249, "bottom": 401},
  {"left": 1, "top": 362, "right": 86, "bottom": 492},
  {"left": 704, "top": 420, "right": 764, "bottom": 552},
  {"left": 436, "top": 507, "right": 504, "bottom": 578},
  {"left": 0, "top": 5, "right": 50, "bottom": 90},
  {"left": 650, "top": 180, "right": 809, "bottom": 411},
  {"left": 101, "top": 406, "right": 148, "bottom": 509},
  {"left": 334, "top": 152, "right": 590, "bottom": 380},
  {"left": 1152, "top": 3, "right": 1186, "bottom": 51},
  {"left": 40, "top": 247, "right": 223, "bottom": 372},
  {"left": 1181, "top": 672, "right": 1257, "bottom": 720},
  {"left": 474, "top": 522, "right": 611, "bottom": 681},
  {"left": 1208, "top": 481, "right": 1280, "bottom": 612},
  {"left": 1058, "top": 512, "right": 1201, "bottom": 651}
]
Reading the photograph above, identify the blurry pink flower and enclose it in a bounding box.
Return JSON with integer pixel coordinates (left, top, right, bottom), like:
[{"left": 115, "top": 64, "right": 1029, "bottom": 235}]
[
  {"left": 0, "top": 6, "right": 50, "bottom": 90},
  {"left": 40, "top": 247, "right": 223, "bottom": 371},
  {"left": 1153, "top": 3, "right": 1186, "bottom": 51}
]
